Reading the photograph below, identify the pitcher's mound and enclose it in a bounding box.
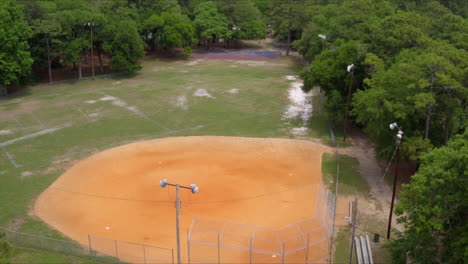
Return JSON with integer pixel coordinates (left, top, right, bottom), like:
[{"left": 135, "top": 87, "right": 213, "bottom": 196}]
[{"left": 35, "top": 136, "right": 329, "bottom": 260}]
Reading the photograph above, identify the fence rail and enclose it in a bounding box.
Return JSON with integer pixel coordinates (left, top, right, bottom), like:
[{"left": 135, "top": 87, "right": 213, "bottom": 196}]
[
  {"left": 0, "top": 226, "right": 174, "bottom": 264},
  {"left": 188, "top": 184, "right": 335, "bottom": 263}
]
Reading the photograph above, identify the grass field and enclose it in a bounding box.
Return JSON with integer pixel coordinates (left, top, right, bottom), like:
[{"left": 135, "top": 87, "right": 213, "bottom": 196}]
[
  {"left": 0, "top": 54, "right": 336, "bottom": 242},
  {"left": 321, "top": 153, "right": 370, "bottom": 196}
]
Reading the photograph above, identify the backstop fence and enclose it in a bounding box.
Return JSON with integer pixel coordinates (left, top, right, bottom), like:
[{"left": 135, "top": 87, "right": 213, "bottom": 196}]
[
  {"left": 0, "top": 226, "right": 174, "bottom": 264},
  {"left": 188, "top": 184, "right": 335, "bottom": 264}
]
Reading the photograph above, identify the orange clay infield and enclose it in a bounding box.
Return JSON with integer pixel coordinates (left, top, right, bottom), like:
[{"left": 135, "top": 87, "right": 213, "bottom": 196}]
[{"left": 35, "top": 136, "right": 331, "bottom": 263}]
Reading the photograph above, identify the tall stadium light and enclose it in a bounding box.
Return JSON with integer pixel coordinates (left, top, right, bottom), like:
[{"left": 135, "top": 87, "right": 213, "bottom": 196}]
[
  {"left": 160, "top": 179, "right": 199, "bottom": 264},
  {"left": 343, "top": 64, "right": 355, "bottom": 141},
  {"left": 84, "top": 22, "right": 95, "bottom": 79},
  {"left": 387, "top": 123, "right": 403, "bottom": 239},
  {"left": 318, "top": 34, "right": 327, "bottom": 51}
]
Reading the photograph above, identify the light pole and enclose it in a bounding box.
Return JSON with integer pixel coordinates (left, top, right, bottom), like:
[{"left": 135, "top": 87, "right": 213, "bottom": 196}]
[
  {"left": 387, "top": 122, "right": 403, "bottom": 239},
  {"left": 160, "top": 179, "right": 199, "bottom": 264},
  {"left": 84, "top": 22, "right": 95, "bottom": 79},
  {"left": 318, "top": 34, "right": 326, "bottom": 51},
  {"left": 343, "top": 64, "right": 355, "bottom": 141}
]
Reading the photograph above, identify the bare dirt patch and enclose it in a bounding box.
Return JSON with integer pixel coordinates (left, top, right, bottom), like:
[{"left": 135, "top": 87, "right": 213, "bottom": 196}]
[
  {"left": 35, "top": 136, "right": 330, "bottom": 263},
  {"left": 175, "top": 95, "right": 188, "bottom": 110},
  {"left": 0, "top": 129, "right": 12, "bottom": 136},
  {"left": 193, "top": 88, "right": 214, "bottom": 98},
  {"left": 0, "top": 100, "right": 41, "bottom": 120},
  {"left": 226, "top": 88, "right": 239, "bottom": 94}
]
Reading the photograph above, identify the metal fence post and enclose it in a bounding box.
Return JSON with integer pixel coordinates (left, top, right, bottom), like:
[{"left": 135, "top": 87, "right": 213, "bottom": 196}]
[
  {"left": 249, "top": 237, "right": 253, "bottom": 264},
  {"left": 282, "top": 242, "right": 285, "bottom": 264},
  {"left": 88, "top": 234, "right": 92, "bottom": 256},
  {"left": 187, "top": 229, "right": 191, "bottom": 264},
  {"left": 172, "top": 248, "right": 175, "bottom": 264},
  {"left": 305, "top": 233, "right": 310, "bottom": 264},
  {"left": 143, "top": 245, "right": 147, "bottom": 264},
  {"left": 114, "top": 239, "right": 118, "bottom": 258},
  {"left": 218, "top": 232, "right": 221, "bottom": 264}
]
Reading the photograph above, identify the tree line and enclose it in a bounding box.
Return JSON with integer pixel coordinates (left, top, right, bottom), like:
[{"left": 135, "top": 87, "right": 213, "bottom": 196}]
[
  {"left": 1, "top": 0, "right": 466, "bottom": 262},
  {"left": 0, "top": 0, "right": 267, "bottom": 90},
  {"left": 277, "top": 0, "right": 466, "bottom": 262}
]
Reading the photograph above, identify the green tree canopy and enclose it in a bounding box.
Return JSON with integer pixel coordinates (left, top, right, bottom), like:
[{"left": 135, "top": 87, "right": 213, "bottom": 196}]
[
  {"left": 388, "top": 130, "right": 468, "bottom": 263},
  {"left": 102, "top": 20, "right": 145, "bottom": 72},
  {"left": 0, "top": 0, "right": 33, "bottom": 87}
]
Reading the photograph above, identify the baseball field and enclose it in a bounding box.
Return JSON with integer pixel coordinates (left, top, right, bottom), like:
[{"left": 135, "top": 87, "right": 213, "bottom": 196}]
[{"left": 0, "top": 52, "right": 336, "bottom": 263}]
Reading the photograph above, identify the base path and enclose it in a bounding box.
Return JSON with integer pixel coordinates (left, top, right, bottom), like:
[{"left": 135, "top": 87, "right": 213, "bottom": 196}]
[{"left": 35, "top": 136, "right": 330, "bottom": 263}]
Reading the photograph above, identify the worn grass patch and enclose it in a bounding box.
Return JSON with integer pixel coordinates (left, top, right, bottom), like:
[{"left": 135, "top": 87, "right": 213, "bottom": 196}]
[
  {"left": 0, "top": 54, "right": 334, "bottom": 264},
  {"left": 322, "top": 153, "right": 370, "bottom": 196}
]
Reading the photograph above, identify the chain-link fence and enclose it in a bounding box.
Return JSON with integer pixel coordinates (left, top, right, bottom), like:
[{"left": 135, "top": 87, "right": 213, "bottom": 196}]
[
  {"left": 0, "top": 226, "right": 174, "bottom": 264},
  {"left": 188, "top": 184, "right": 335, "bottom": 263},
  {"left": 0, "top": 226, "right": 95, "bottom": 260},
  {"left": 88, "top": 234, "right": 174, "bottom": 264}
]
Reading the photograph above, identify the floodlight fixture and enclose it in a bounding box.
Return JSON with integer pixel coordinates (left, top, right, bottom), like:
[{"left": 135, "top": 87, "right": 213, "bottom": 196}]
[
  {"left": 160, "top": 179, "right": 168, "bottom": 188},
  {"left": 318, "top": 34, "right": 327, "bottom": 39},
  {"left": 347, "top": 64, "right": 354, "bottom": 72},
  {"left": 387, "top": 123, "right": 404, "bottom": 239},
  {"left": 190, "top": 184, "right": 199, "bottom": 194},
  {"left": 159, "top": 179, "right": 198, "bottom": 264}
]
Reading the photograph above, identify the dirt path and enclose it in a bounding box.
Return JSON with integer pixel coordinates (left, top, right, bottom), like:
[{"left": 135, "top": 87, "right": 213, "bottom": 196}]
[
  {"left": 334, "top": 130, "right": 403, "bottom": 262},
  {"left": 339, "top": 132, "right": 392, "bottom": 207}
]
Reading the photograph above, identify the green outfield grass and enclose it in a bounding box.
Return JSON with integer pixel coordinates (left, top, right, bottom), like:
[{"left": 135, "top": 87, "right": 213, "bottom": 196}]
[{"left": 0, "top": 55, "right": 334, "bottom": 242}]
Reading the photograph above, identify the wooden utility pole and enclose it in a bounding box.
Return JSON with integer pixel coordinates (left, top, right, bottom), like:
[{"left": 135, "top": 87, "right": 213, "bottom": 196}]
[
  {"left": 349, "top": 195, "right": 357, "bottom": 264},
  {"left": 387, "top": 142, "right": 401, "bottom": 239},
  {"left": 90, "top": 23, "right": 95, "bottom": 79},
  {"left": 343, "top": 65, "right": 355, "bottom": 141}
]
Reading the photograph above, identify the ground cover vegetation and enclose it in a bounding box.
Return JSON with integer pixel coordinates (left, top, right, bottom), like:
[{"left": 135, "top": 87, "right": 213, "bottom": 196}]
[
  {"left": 1, "top": 0, "right": 467, "bottom": 263},
  {"left": 0, "top": 0, "right": 267, "bottom": 89},
  {"left": 284, "top": 0, "right": 467, "bottom": 262}
]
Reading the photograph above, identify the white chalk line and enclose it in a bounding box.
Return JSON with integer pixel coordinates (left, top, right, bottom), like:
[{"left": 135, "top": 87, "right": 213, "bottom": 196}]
[
  {"left": 97, "top": 92, "right": 173, "bottom": 132},
  {"left": 30, "top": 112, "right": 54, "bottom": 137},
  {"left": 0, "top": 128, "right": 62, "bottom": 148},
  {"left": 14, "top": 118, "right": 29, "bottom": 135},
  {"left": 2, "top": 147, "right": 22, "bottom": 168},
  {"left": 77, "top": 109, "right": 91, "bottom": 121}
]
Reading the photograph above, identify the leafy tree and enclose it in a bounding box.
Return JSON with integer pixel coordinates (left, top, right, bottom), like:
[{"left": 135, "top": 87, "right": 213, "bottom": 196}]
[
  {"left": 0, "top": 0, "right": 33, "bottom": 89},
  {"left": 142, "top": 14, "right": 164, "bottom": 51},
  {"left": 193, "top": 1, "right": 230, "bottom": 49},
  {"left": 158, "top": 11, "right": 195, "bottom": 51},
  {"left": 301, "top": 40, "right": 366, "bottom": 123},
  {"left": 352, "top": 45, "right": 468, "bottom": 159},
  {"left": 215, "top": 0, "right": 266, "bottom": 44},
  {"left": 102, "top": 20, "right": 145, "bottom": 72},
  {"left": 33, "top": 16, "right": 63, "bottom": 83},
  {"left": 270, "top": 0, "right": 311, "bottom": 55},
  {"left": 387, "top": 130, "right": 468, "bottom": 263}
]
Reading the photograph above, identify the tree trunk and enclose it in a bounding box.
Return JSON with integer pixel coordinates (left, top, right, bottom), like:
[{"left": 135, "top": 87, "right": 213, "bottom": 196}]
[
  {"left": 97, "top": 45, "right": 104, "bottom": 73},
  {"left": 424, "top": 68, "right": 437, "bottom": 139},
  {"left": 84, "top": 50, "right": 89, "bottom": 63},
  {"left": 78, "top": 56, "right": 83, "bottom": 80},
  {"left": 444, "top": 108, "right": 451, "bottom": 145},
  {"left": 424, "top": 104, "right": 433, "bottom": 140},
  {"left": 286, "top": 28, "right": 291, "bottom": 56},
  {"left": 46, "top": 38, "right": 53, "bottom": 83},
  {"left": 73, "top": 62, "right": 76, "bottom": 70},
  {"left": 227, "top": 39, "right": 230, "bottom": 48}
]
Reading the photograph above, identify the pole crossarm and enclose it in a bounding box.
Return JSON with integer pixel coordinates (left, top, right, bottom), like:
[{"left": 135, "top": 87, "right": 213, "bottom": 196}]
[{"left": 160, "top": 179, "right": 199, "bottom": 264}]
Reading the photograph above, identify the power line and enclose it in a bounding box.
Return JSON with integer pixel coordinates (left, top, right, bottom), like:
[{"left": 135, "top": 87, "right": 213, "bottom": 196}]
[{"left": 49, "top": 187, "right": 173, "bottom": 204}]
